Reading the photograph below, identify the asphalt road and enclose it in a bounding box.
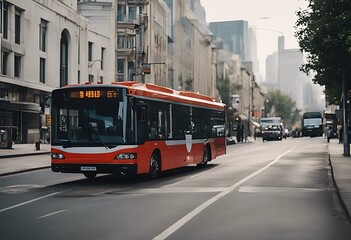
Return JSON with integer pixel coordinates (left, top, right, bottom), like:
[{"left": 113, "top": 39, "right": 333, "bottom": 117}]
[{"left": 0, "top": 137, "right": 350, "bottom": 240}]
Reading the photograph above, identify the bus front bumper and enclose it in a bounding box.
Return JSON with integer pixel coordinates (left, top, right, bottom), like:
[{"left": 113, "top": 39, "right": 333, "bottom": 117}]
[{"left": 51, "top": 163, "right": 137, "bottom": 175}]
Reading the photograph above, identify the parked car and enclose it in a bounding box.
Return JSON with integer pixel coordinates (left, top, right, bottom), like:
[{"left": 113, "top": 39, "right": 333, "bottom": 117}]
[
  {"left": 226, "top": 136, "right": 236, "bottom": 145},
  {"left": 291, "top": 128, "right": 302, "bottom": 138}
]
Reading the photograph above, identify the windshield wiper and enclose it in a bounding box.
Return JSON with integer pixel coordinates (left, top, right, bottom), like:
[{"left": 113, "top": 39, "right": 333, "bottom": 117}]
[{"left": 95, "top": 134, "right": 110, "bottom": 150}]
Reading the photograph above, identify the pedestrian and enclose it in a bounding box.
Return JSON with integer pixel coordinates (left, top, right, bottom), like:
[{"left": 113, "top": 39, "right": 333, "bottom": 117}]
[
  {"left": 327, "top": 126, "right": 332, "bottom": 143},
  {"left": 236, "top": 124, "right": 241, "bottom": 142},
  {"left": 254, "top": 127, "right": 257, "bottom": 141}
]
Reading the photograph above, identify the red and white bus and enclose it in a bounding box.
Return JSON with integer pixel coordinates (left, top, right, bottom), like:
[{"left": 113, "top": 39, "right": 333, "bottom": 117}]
[{"left": 51, "top": 82, "right": 226, "bottom": 179}]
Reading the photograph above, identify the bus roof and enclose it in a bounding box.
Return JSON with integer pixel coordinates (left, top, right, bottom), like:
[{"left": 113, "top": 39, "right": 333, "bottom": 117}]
[{"left": 55, "top": 81, "right": 225, "bottom": 110}]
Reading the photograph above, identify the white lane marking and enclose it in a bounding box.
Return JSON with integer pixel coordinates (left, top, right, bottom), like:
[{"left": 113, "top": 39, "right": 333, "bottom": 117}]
[
  {"left": 0, "top": 191, "right": 66, "bottom": 213},
  {"left": 37, "top": 209, "right": 66, "bottom": 219},
  {"left": 153, "top": 147, "right": 295, "bottom": 240}
]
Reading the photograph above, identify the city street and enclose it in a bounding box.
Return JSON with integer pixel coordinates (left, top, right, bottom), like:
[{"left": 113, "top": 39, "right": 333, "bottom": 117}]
[{"left": 1, "top": 137, "right": 351, "bottom": 240}]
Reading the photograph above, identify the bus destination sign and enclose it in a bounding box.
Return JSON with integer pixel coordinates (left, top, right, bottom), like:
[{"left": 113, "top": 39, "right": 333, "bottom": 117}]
[{"left": 69, "top": 90, "right": 118, "bottom": 99}]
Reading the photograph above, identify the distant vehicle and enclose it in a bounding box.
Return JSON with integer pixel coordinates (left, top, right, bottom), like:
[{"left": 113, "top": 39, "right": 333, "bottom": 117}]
[
  {"left": 260, "top": 117, "right": 284, "bottom": 141},
  {"left": 291, "top": 128, "right": 301, "bottom": 138},
  {"left": 226, "top": 136, "right": 236, "bottom": 145},
  {"left": 302, "top": 111, "right": 323, "bottom": 137},
  {"left": 284, "top": 128, "right": 290, "bottom": 138},
  {"left": 260, "top": 117, "right": 282, "bottom": 126},
  {"left": 50, "top": 82, "right": 226, "bottom": 179},
  {"left": 261, "top": 123, "right": 283, "bottom": 142}
]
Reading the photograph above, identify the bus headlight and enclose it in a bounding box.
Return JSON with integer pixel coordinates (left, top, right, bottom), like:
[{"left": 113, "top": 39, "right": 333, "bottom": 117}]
[
  {"left": 52, "top": 153, "right": 65, "bottom": 159},
  {"left": 115, "top": 153, "right": 137, "bottom": 160}
]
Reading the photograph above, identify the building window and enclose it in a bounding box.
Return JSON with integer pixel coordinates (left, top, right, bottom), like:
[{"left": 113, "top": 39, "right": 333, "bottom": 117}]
[
  {"left": 117, "top": 36, "right": 124, "bottom": 48},
  {"left": 15, "top": 9, "right": 21, "bottom": 44},
  {"left": 78, "top": 70, "right": 80, "bottom": 84},
  {"left": 128, "top": 61, "right": 134, "bottom": 81},
  {"left": 100, "top": 76, "right": 103, "bottom": 83},
  {"left": 117, "top": 59, "right": 124, "bottom": 81},
  {"left": 39, "top": 19, "right": 47, "bottom": 52},
  {"left": 2, "top": 51, "right": 9, "bottom": 75},
  {"left": 40, "top": 58, "right": 45, "bottom": 83},
  {"left": 88, "top": 41, "right": 93, "bottom": 61},
  {"left": 101, "top": 47, "right": 105, "bottom": 70},
  {"left": 14, "top": 55, "right": 22, "bottom": 78},
  {"left": 60, "top": 30, "right": 69, "bottom": 87},
  {"left": 0, "top": 89, "right": 8, "bottom": 100},
  {"left": 78, "top": 34, "right": 80, "bottom": 64},
  {"left": 117, "top": 35, "right": 134, "bottom": 49},
  {"left": 128, "top": 6, "right": 136, "bottom": 21},
  {"left": 117, "top": 4, "right": 126, "bottom": 21},
  {"left": 89, "top": 74, "right": 94, "bottom": 83},
  {"left": 117, "top": 59, "right": 124, "bottom": 74},
  {"left": 3, "top": 2, "right": 8, "bottom": 39}
]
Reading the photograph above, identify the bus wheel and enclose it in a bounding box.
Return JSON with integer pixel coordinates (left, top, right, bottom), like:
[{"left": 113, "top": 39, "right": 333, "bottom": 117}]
[
  {"left": 149, "top": 153, "right": 160, "bottom": 179},
  {"left": 83, "top": 172, "right": 97, "bottom": 180},
  {"left": 197, "top": 146, "right": 210, "bottom": 167}
]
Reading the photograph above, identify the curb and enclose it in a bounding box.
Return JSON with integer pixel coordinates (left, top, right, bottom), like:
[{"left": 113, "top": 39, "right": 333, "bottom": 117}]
[
  {"left": 328, "top": 153, "right": 351, "bottom": 223},
  {"left": 0, "top": 152, "right": 50, "bottom": 159},
  {"left": 0, "top": 166, "right": 51, "bottom": 177}
]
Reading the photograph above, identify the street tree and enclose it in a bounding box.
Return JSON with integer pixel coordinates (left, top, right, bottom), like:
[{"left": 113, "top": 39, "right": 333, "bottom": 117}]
[
  {"left": 295, "top": 0, "right": 351, "bottom": 155},
  {"left": 295, "top": 0, "right": 351, "bottom": 104},
  {"left": 266, "top": 90, "right": 298, "bottom": 126},
  {"left": 216, "top": 74, "right": 230, "bottom": 106}
]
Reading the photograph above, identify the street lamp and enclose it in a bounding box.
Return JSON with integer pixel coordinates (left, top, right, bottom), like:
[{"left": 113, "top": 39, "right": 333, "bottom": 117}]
[
  {"left": 265, "top": 99, "right": 269, "bottom": 117},
  {"left": 88, "top": 59, "right": 102, "bottom": 68}
]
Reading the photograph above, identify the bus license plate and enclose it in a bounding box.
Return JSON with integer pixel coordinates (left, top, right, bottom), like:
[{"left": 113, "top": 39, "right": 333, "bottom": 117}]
[{"left": 81, "top": 166, "right": 96, "bottom": 171}]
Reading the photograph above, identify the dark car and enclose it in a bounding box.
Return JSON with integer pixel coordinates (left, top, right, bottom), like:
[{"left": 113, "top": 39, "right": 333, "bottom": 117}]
[
  {"left": 262, "top": 124, "right": 283, "bottom": 142},
  {"left": 291, "top": 128, "right": 301, "bottom": 138}
]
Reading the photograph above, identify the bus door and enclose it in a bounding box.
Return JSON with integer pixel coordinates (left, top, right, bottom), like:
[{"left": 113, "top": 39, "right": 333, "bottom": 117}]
[{"left": 136, "top": 100, "right": 148, "bottom": 144}]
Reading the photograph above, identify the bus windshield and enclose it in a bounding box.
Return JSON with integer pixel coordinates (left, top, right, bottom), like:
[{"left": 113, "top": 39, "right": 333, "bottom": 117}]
[
  {"left": 303, "top": 112, "right": 322, "bottom": 119},
  {"left": 51, "top": 89, "right": 131, "bottom": 147},
  {"left": 301, "top": 111, "right": 323, "bottom": 137}
]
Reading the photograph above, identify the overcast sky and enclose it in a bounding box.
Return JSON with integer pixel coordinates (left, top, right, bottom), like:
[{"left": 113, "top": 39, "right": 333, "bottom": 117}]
[{"left": 200, "top": 0, "right": 308, "bottom": 78}]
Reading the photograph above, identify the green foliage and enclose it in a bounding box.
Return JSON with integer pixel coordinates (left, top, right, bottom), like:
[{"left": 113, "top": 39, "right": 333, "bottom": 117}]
[
  {"left": 185, "top": 75, "right": 193, "bottom": 91},
  {"left": 295, "top": 0, "right": 351, "bottom": 105},
  {"left": 266, "top": 90, "right": 297, "bottom": 122},
  {"left": 216, "top": 75, "right": 230, "bottom": 106},
  {"left": 230, "top": 83, "right": 242, "bottom": 94}
]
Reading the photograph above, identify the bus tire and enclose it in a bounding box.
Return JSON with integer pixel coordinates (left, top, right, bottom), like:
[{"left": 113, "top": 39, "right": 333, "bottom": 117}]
[
  {"left": 197, "top": 145, "right": 210, "bottom": 167},
  {"left": 149, "top": 152, "right": 160, "bottom": 179},
  {"left": 83, "top": 172, "right": 97, "bottom": 180}
]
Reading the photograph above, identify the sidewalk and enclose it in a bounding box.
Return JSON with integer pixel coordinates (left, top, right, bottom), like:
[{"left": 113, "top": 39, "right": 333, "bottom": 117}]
[
  {"left": 0, "top": 140, "right": 350, "bottom": 222},
  {"left": 0, "top": 143, "right": 51, "bottom": 176},
  {"left": 328, "top": 139, "right": 351, "bottom": 221}
]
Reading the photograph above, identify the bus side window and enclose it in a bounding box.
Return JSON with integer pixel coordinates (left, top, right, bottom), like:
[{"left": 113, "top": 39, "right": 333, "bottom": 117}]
[{"left": 136, "top": 103, "right": 147, "bottom": 143}]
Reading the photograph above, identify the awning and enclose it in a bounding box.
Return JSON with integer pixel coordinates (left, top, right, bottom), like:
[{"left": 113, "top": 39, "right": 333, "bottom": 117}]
[
  {"left": 239, "top": 114, "right": 248, "bottom": 121},
  {"left": 0, "top": 101, "right": 40, "bottom": 113}
]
